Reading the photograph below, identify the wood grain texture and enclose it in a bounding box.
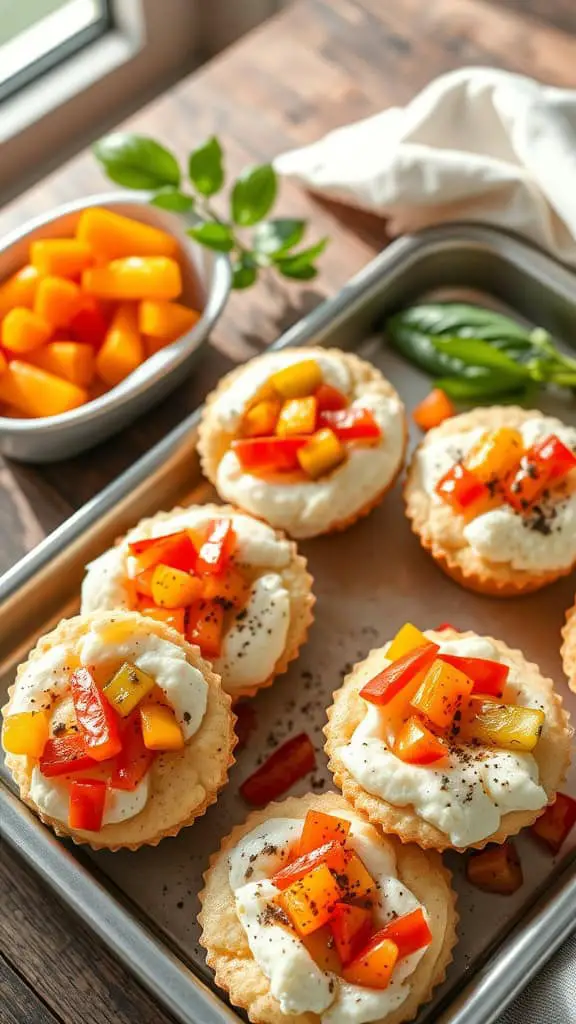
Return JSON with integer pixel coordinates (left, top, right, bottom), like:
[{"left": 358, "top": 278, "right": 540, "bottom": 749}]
[
  {"left": 0, "top": 955, "right": 61, "bottom": 1024},
  {"left": 1, "top": 1, "right": 575, "bottom": 1020}
]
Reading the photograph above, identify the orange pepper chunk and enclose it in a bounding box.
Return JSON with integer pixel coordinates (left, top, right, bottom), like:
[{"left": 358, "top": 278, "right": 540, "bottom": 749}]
[
  {"left": 34, "top": 276, "right": 83, "bottom": 328},
  {"left": 82, "top": 257, "right": 182, "bottom": 301},
  {"left": 2, "top": 710, "right": 50, "bottom": 757},
  {"left": 276, "top": 396, "right": 318, "bottom": 437},
  {"left": 464, "top": 427, "right": 524, "bottom": 482},
  {"left": 337, "top": 849, "right": 375, "bottom": 903},
  {"left": 150, "top": 564, "right": 203, "bottom": 608},
  {"left": 298, "top": 809, "right": 351, "bottom": 857},
  {"left": 138, "top": 299, "right": 200, "bottom": 339},
  {"left": 139, "top": 605, "right": 186, "bottom": 634},
  {"left": 278, "top": 862, "right": 343, "bottom": 936},
  {"left": 342, "top": 936, "right": 399, "bottom": 989},
  {"left": 96, "top": 303, "right": 144, "bottom": 386},
  {"left": 302, "top": 926, "right": 342, "bottom": 974},
  {"left": 30, "top": 239, "right": 94, "bottom": 279},
  {"left": 2, "top": 307, "right": 52, "bottom": 353},
  {"left": 297, "top": 428, "right": 346, "bottom": 479},
  {"left": 315, "top": 383, "right": 348, "bottom": 412},
  {"left": 186, "top": 599, "right": 225, "bottom": 657},
  {"left": 435, "top": 462, "right": 489, "bottom": 514},
  {"left": 202, "top": 566, "right": 250, "bottom": 608},
  {"left": 0, "top": 265, "right": 40, "bottom": 320},
  {"left": 393, "top": 716, "right": 448, "bottom": 765},
  {"left": 133, "top": 567, "right": 155, "bottom": 598},
  {"left": 0, "top": 351, "right": 7, "bottom": 376},
  {"left": 0, "top": 361, "right": 87, "bottom": 417},
  {"left": 139, "top": 701, "right": 184, "bottom": 751},
  {"left": 530, "top": 793, "right": 576, "bottom": 854},
  {"left": 76, "top": 207, "right": 179, "bottom": 260},
  {"left": 411, "top": 658, "right": 474, "bottom": 730},
  {"left": 25, "top": 341, "right": 95, "bottom": 387},
  {"left": 386, "top": 623, "right": 429, "bottom": 662},
  {"left": 272, "top": 841, "right": 349, "bottom": 891},
  {"left": 241, "top": 399, "right": 282, "bottom": 438},
  {"left": 412, "top": 388, "right": 455, "bottom": 431},
  {"left": 466, "top": 842, "right": 523, "bottom": 895}
]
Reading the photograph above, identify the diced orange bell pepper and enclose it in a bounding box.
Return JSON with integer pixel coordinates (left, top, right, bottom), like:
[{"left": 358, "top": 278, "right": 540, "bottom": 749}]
[
  {"left": 330, "top": 903, "right": 373, "bottom": 966},
  {"left": 151, "top": 564, "right": 203, "bottom": 608},
  {"left": 2, "top": 307, "right": 52, "bottom": 353},
  {"left": 202, "top": 566, "right": 250, "bottom": 608},
  {"left": 360, "top": 642, "right": 440, "bottom": 706},
  {"left": 196, "top": 519, "right": 236, "bottom": 575},
  {"left": 0, "top": 360, "right": 88, "bottom": 417},
  {"left": 504, "top": 434, "right": 576, "bottom": 511},
  {"left": 411, "top": 659, "right": 474, "bottom": 730},
  {"left": 272, "top": 841, "right": 350, "bottom": 891},
  {"left": 435, "top": 462, "right": 489, "bottom": 514},
  {"left": 297, "top": 809, "right": 351, "bottom": 857},
  {"left": 318, "top": 406, "right": 381, "bottom": 441},
  {"left": 133, "top": 567, "right": 155, "bottom": 598},
  {"left": 76, "top": 207, "right": 179, "bottom": 260},
  {"left": 2, "top": 710, "right": 50, "bottom": 757},
  {"left": 139, "top": 700, "right": 184, "bottom": 751},
  {"left": 68, "top": 778, "right": 107, "bottom": 832},
  {"left": 232, "top": 435, "right": 308, "bottom": 473},
  {"left": 302, "top": 926, "right": 342, "bottom": 974},
  {"left": 240, "top": 732, "right": 316, "bottom": 806},
  {"left": 386, "top": 623, "right": 429, "bottom": 662},
  {"left": 466, "top": 842, "right": 523, "bottom": 895},
  {"left": 186, "top": 599, "right": 225, "bottom": 657},
  {"left": 276, "top": 396, "right": 318, "bottom": 437},
  {"left": 96, "top": 303, "right": 144, "bottom": 386},
  {"left": 337, "top": 849, "right": 375, "bottom": 903},
  {"left": 465, "top": 427, "right": 524, "bottom": 482},
  {"left": 82, "top": 257, "right": 182, "bottom": 301},
  {"left": 372, "top": 909, "right": 432, "bottom": 960},
  {"left": 138, "top": 299, "right": 200, "bottom": 339},
  {"left": 297, "top": 428, "right": 346, "bottom": 479},
  {"left": 393, "top": 716, "right": 448, "bottom": 765},
  {"left": 460, "top": 698, "right": 544, "bottom": 752},
  {"left": 438, "top": 654, "right": 508, "bottom": 698},
  {"left": 25, "top": 341, "right": 95, "bottom": 387},
  {"left": 34, "top": 276, "right": 83, "bottom": 328},
  {"left": 278, "top": 862, "right": 343, "bottom": 936},
  {"left": 0, "top": 265, "right": 40, "bottom": 320},
  {"left": 0, "top": 351, "right": 7, "bottom": 376},
  {"left": 315, "top": 383, "right": 348, "bottom": 412},
  {"left": 128, "top": 530, "right": 197, "bottom": 574},
  {"left": 140, "top": 605, "right": 186, "bottom": 633},
  {"left": 530, "top": 793, "right": 576, "bottom": 854},
  {"left": 39, "top": 733, "right": 99, "bottom": 778},
  {"left": 70, "top": 296, "right": 108, "bottom": 348},
  {"left": 30, "top": 239, "right": 94, "bottom": 279},
  {"left": 110, "top": 710, "right": 155, "bottom": 791},
  {"left": 412, "top": 388, "right": 455, "bottom": 431},
  {"left": 143, "top": 334, "right": 175, "bottom": 357},
  {"left": 269, "top": 360, "right": 322, "bottom": 399},
  {"left": 342, "top": 935, "right": 398, "bottom": 989},
  {"left": 70, "top": 667, "right": 122, "bottom": 762},
  {"left": 241, "top": 398, "right": 282, "bottom": 438}
]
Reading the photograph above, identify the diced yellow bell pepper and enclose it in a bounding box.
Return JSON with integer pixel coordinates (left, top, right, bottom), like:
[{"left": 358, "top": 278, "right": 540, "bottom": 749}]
[
  {"left": 151, "top": 564, "right": 204, "bottom": 608},
  {"left": 82, "top": 257, "right": 182, "bottom": 301},
  {"left": 0, "top": 361, "right": 88, "bottom": 417},
  {"left": 241, "top": 399, "right": 281, "bottom": 438},
  {"left": 465, "top": 428, "right": 524, "bottom": 482},
  {"left": 269, "top": 359, "right": 323, "bottom": 399},
  {"left": 0, "top": 265, "right": 40, "bottom": 320},
  {"left": 202, "top": 566, "right": 250, "bottom": 608},
  {"left": 276, "top": 396, "right": 318, "bottom": 437},
  {"left": 138, "top": 299, "right": 200, "bottom": 339},
  {"left": 2, "top": 307, "right": 52, "bottom": 353},
  {"left": 95, "top": 618, "right": 138, "bottom": 647},
  {"left": 2, "top": 710, "right": 50, "bottom": 757},
  {"left": 278, "top": 862, "right": 343, "bottom": 936},
  {"left": 139, "top": 701, "right": 184, "bottom": 751},
  {"left": 96, "top": 303, "right": 143, "bottom": 386},
  {"left": 411, "top": 658, "right": 474, "bottom": 730},
  {"left": 387, "top": 623, "right": 429, "bottom": 662},
  {"left": 302, "top": 926, "right": 342, "bottom": 974},
  {"left": 102, "top": 661, "right": 155, "bottom": 717},
  {"left": 461, "top": 698, "right": 545, "bottom": 751},
  {"left": 297, "top": 428, "right": 346, "bottom": 479},
  {"left": 30, "top": 239, "right": 94, "bottom": 279},
  {"left": 34, "top": 276, "right": 83, "bottom": 328},
  {"left": 76, "top": 207, "right": 179, "bottom": 260},
  {"left": 26, "top": 341, "right": 95, "bottom": 387}
]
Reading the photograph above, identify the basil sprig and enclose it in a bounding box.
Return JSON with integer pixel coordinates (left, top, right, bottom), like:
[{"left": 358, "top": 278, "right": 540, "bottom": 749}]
[
  {"left": 93, "top": 133, "right": 327, "bottom": 290},
  {"left": 386, "top": 303, "right": 576, "bottom": 403}
]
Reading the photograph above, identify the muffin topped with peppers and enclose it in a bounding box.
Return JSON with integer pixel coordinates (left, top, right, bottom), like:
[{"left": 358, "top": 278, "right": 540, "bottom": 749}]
[
  {"left": 404, "top": 407, "right": 576, "bottom": 595},
  {"left": 325, "top": 623, "right": 572, "bottom": 851},
  {"left": 200, "top": 793, "right": 457, "bottom": 1024},
  {"left": 1, "top": 610, "right": 234, "bottom": 850},
  {"left": 81, "top": 505, "right": 314, "bottom": 700},
  {"left": 198, "top": 348, "right": 407, "bottom": 538}
]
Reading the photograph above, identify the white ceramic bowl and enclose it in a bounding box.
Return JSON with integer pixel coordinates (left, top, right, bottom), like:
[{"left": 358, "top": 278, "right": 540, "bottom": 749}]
[{"left": 0, "top": 192, "right": 231, "bottom": 462}]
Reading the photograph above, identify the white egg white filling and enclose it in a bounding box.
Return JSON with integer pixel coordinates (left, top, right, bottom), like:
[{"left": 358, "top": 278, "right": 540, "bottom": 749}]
[
  {"left": 228, "top": 812, "right": 427, "bottom": 1024},
  {"left": 341, "top": 636, "right": 548, "bottom": 847},
  {"left": 416, "top": 417, "right": 576, "bottom": 572},
  {"left": 81, "top": 509, "right": 293, "bottom": 693},
  {"left": 210, "top": 351, "right": 405, "bottom": 539},
  {"left": 9, "top": 616, "right": 208, "bottom": 829}
]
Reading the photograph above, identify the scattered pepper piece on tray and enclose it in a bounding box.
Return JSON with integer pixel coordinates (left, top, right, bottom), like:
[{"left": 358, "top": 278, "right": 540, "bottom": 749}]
[{"left": 239, "top": 731, "right": 316, "bottom": 806}]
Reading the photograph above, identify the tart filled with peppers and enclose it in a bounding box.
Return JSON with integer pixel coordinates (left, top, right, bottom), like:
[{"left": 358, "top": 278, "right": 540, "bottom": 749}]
[
  {"left": 1, "top": 610, "right": 234, "bottom": 850},
  {"left": 81, "top": 505, "right": 314, "bottom": 700},
  {"left": 199, "top": 793, "right": 457, "bottom": 1024},
  {"left": 198, "top": 348, "right": 407, "bottom": 539},
  {"left": 404, "top": 407, "right": 576, "bottom": 595},
  {"left": 325, "top": 624, "right": 572, "bottom": 851}
]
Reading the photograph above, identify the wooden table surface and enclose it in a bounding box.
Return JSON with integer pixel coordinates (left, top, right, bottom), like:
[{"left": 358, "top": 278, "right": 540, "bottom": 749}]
[{"left": 2, "top": 1, "right": 576, "bottom": 1020}]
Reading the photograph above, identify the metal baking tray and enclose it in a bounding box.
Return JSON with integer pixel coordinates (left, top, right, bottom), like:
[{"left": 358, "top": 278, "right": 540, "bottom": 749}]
[{"left": 1, "top": 224, "right": 575, "bottom": 1024}]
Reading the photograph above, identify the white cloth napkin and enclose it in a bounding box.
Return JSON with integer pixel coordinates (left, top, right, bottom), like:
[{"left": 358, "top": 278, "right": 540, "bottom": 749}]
[{"left": 274, "top": 67, "right": 576, "bottom": 266}]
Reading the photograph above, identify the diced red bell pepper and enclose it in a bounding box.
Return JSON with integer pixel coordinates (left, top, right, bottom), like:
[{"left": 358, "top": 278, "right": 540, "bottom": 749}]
[
  {"left": 438, "top": 654, "right": 509, "bottom": 698},
  {"left": 70, "top": 668, "right": 122, "bottom": 762},
  {"left": 272, "top": 840, "right": 349, "bottom": 891},
  {"left": 68, "top": 778, "right": 107, "bottom": 832},
  {"left": 70, "top": 296, "right": 108, "bottom": 348},
  {"left": 186, "top": 599, "right": 225, "bottom": 657},
  {"left": 231, "top": 436, "right": 308, "bottom": 473},
  {"left": 435, "top": 622, "right": 458, "bottom": 632},
  {"left": 239, "top": 732, "right": 316, "bottom": 806},
  {"left": 297, "top": 809, "right": 351, "bottom": 857},
  {"left": 505, "top": 434, "right": 576, "bottom": 511},
  {"left": 110, "top": 711, "right": 155, "bottom": 791},
  {"left": 127, "top": 530, "right": 197, "bottom": 574},
  {"left": 435, "top": 462, "right": 489, "bottom": 513},
  {"left": 196, "top": 519, "right": 236, "bottom": 575},
  {"left": 330, "top": 903, "right": 373, "bottom": 966},
  {"left": 360, "top": 642, "right": 440, "bottom": 706},
  {"left": 318, "top": 406, "right": 381, "bottom": 441},
  {"left": 466, "top": 842, "right": 523, "bottom": 895},
  {"left": 315, "top": 383, "right": 349, "bottom": 413},
  {"left": 537, "top": 435, "right": 576, "bottom": 480},
  {"left": 530, "top": 793, "right": 576, "bottom": 854},
  {"left": 39, "top": 733, "right": 99, "bottom": 778},
  {"left": 374, "top": 908, "right": 432, "bottom": 959}
]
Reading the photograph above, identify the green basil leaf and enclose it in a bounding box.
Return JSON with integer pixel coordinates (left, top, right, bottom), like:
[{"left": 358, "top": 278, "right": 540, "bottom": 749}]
[
  {"left": 435, "top": 374, "right": 530, "bottom": 400},
  {"left": 387, "top": 323, "right": 466, "bottom": 377},
  {"left": 432, "top": 337, "right": 531, "bottom": 378},
  {"left": 274, "top": 238, "right": 327, "bottom": 275},
  {"left": 253, "top": 218, "right": 306, "bottom": 256},
  {"left": 150, "top": 188, "right": 194, "bottom": 212},
  {"left": 231, "top": 164, "right": 277, "bottom": 226},
  {"left": 188, "top": 137, "right": 225, "bottom": 197},
  {"left": 232, "top": 253, "right": 258, "bottom": 290},
  {"left": 277, "top": 263, "right": 318, "bottom": 281},
  {"left": 187, "top": 222, "right": 234, "bottom": 252},
  {"left": 393, "top": 303, "right": 531, "bottom": 345},
  {"left": 93, "top": 134, "right": 180, "bottom": 189}
]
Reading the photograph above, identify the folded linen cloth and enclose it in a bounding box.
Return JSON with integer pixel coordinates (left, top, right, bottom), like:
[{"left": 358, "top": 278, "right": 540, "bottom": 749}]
[{"left": 274, "top": 67, "right": 576, "bottom": 266}]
